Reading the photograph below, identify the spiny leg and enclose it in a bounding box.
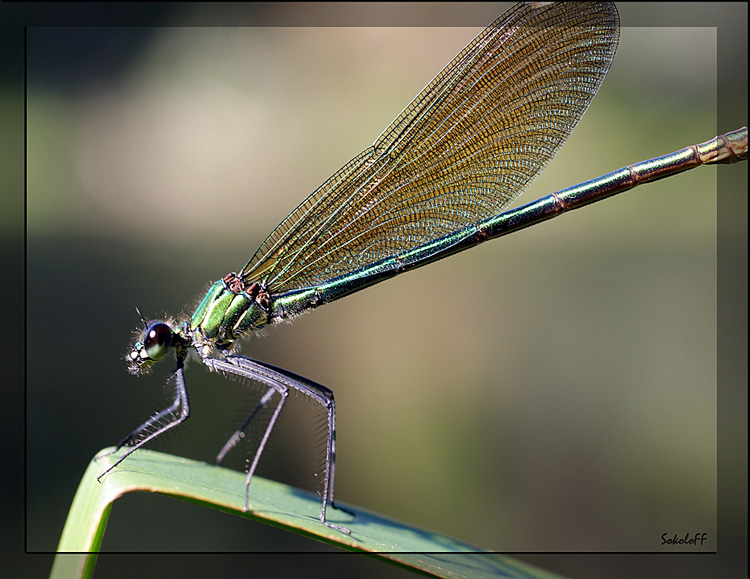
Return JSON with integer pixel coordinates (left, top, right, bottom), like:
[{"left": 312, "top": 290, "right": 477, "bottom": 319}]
[
  {"left": 216, "top": 386, "right": 277, "bottom": 466},
  {"left": 202, "top": 354, "right": 351, "bottom": 533},
  {"left": 97, "top": 365, "right": 190, "bottom": 481}
]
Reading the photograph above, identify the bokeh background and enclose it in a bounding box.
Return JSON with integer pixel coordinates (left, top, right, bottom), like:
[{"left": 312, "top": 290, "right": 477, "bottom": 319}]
[{"left": 8, "top": 1, "right": 747, "bottom": 578}]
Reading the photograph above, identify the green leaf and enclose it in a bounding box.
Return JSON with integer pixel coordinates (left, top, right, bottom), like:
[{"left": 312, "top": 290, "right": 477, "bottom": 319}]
[{"left": 52, "top": 449, "right": 567, "bottom": 579}]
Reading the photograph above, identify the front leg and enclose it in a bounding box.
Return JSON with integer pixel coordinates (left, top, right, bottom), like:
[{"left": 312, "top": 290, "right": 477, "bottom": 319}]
[{"left": 97, "top": 365, "right": 190, "bottom": 482}]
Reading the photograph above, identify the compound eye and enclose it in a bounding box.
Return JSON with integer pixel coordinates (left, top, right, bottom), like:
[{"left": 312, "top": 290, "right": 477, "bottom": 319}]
[{"left": 143, "top": 321, "right": 173, "bottom": 360}]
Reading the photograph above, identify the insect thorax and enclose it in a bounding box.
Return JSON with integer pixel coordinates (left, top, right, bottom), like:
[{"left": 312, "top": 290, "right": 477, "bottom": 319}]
[{"left": 189, "top": 274, "right": 272, "bottom": 349}]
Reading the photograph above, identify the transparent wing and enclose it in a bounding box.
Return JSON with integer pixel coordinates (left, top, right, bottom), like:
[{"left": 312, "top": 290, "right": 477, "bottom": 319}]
[{"left": 241, "top": 2, "right": 619, "bottom": 293}]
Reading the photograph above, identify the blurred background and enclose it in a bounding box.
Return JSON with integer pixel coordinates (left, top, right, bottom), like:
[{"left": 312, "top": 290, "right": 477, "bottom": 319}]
[{"left": 9, "top": 1, "right": 748, "bottom": 578}]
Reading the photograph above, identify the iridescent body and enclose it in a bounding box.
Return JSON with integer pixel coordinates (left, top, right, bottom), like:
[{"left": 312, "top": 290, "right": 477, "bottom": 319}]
[{"left": 99, "top": 0, "right": 747, "bottom": 532}]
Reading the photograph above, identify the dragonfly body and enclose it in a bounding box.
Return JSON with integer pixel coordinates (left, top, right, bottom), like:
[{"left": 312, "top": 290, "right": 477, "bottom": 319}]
[
  {"left": 140, "top": 120, "right": 748, "bottom": 370},
  {"left": 98, "top": 0, "right": 746, "bottom": 532}
]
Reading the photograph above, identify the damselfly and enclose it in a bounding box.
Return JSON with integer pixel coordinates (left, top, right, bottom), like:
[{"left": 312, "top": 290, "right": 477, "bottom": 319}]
[{"left": 96, "top": 1, "right": 747, "bottom": 532}]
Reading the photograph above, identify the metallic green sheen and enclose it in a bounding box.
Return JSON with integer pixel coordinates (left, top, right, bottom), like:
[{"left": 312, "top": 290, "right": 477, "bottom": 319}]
[
  {"left": 222, "top": 293, "right": 254, "bottom": 337},
  {"left": 232, "top": 301, "right": 268, "bottom": 337},
  {"left": 190, "top": 282, "right": 270, "bottom": 344},
  {"left": 190, "top": 281, "right": 224, "bottom": 330},
  {"left": 198, "top": 288, "right": 235, "bottom": 339}
]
